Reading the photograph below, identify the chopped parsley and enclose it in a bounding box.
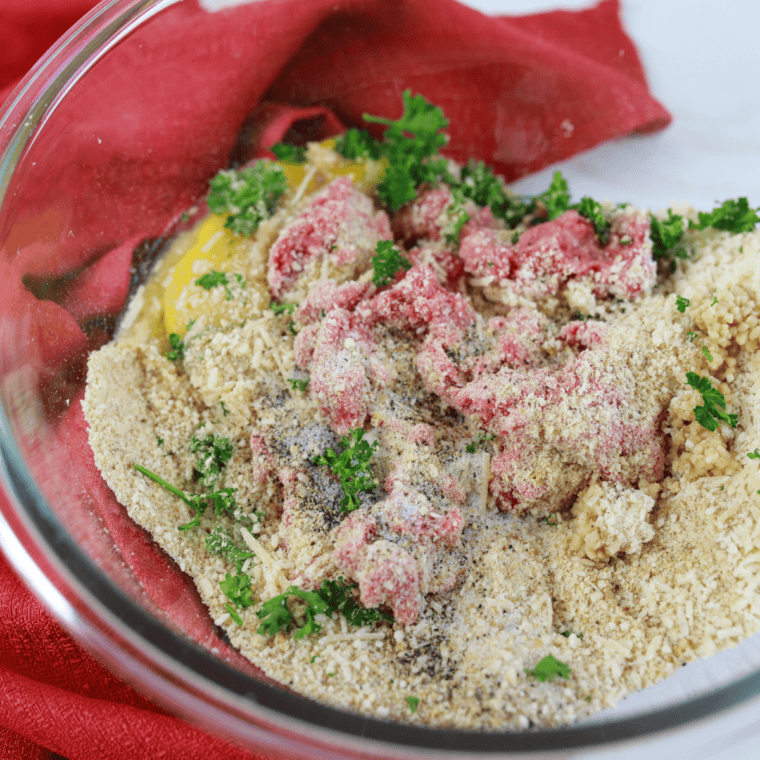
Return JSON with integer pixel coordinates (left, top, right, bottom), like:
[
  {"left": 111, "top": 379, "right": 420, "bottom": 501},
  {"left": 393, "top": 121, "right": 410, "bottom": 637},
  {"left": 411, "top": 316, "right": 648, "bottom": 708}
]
[
  {"left": 560, "top": 629, "right": 583, "bottom": 639},
  {"left": 540, "top": 515, "right": 558, "bottom": 527},
  {"left": 189, "top": 433, "right": 234, "bottom": 489},
  {"left": 465, "top": 433, "right": 496, "bottom": 453},
  {"left": 525, "top": 654, "right": 571, "bottom": 682},
  {"left": 207, "top": 161, "right": 287, "bottom": 237},
  {"left": 269, "top": 301, "right": 297, "bottom": 315},
  {"left": 692, "top": 197, "right": 760, "bottom": 233},
  {"left": 288, "top": 377, "right": 309, "bottom": 392},
  {"left": 270, "top": 142, "right": 307, "bottom": 164},
  {"left": 748, "top": 449, "right": 760, "bottom": 460},
  {"left": 405, "top": 696, "right": 420, "bottom": 713},
  {"left": 702, "top": 345, "right": 714, "bottom": 362},
  {"left": 166, "top": 333, "right": 185, "bottom": 362},
  {"left": 574, "top": 197, "right": 610, "bottom": 244},
  {"left": 132, "top": 463, "right": 238, "bottom": 531},
  {"left": 363, "top": 90, "right": 450, "bottom": 211},
  {"left": 257, "top": 586, "right": 330, "bottom": 639},
  {"left": 313, "top": 428, "right": 378, "bottom": 512},
  {"left": 157, "top": 437, "right": 164, "bottom": 447},
  {"left": 650, "top": 210, "right": 687, "bottom": 262},
  {"left": 443, "top": 188, "right": 470, "bottom": 244},
  {"left": 195, "top": 271, "right": 245, "bottom": 300},
  {"left": 372, "top": 240, "right": 412, "bottom": 287},
  {"left": 685, "top": 372, "right": 737, "bottom": 432},
  {"left": 333, "top": 128, "right": 383, "bottom": 161},
  {"left": 675, "top": 295, "right": 690, "bottom": 313},
  {"left": 256, "top": 577, "right": 390, "bottom": 639},
  {"left": 220, "top": 571, "right": 256, "bottom": 622},
  {"left": 220, "top": 401, "right": 229, "bottom": 417},
  {"left": 205, "top": 525, "right": 254, "bottom": 572},
  {"left": 539, "top": 171, "right": 571, "bottom": 221},
  {"left": 687, "top": 331, "right": 698, "bottom": 342}
]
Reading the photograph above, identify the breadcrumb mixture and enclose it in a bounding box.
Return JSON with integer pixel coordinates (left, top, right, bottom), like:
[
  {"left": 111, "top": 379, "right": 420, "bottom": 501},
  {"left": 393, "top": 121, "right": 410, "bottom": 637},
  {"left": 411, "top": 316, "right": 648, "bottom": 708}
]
[{"left": 83, "top": 148, "right": 760, "bottom": 730}]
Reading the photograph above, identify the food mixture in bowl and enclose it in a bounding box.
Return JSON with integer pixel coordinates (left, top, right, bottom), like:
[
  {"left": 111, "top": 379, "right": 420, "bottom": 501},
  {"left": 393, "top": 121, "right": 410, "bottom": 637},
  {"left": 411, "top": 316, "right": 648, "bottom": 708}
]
[{"left": 82, "top": 95, "right": 760, "bottom": 729}]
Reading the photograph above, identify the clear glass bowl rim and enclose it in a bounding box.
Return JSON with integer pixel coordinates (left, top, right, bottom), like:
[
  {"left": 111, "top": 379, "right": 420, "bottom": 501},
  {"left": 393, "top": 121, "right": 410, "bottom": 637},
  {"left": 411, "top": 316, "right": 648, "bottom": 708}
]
[{"left": 1, "top": 1, "right": 759, "bottom": 756}]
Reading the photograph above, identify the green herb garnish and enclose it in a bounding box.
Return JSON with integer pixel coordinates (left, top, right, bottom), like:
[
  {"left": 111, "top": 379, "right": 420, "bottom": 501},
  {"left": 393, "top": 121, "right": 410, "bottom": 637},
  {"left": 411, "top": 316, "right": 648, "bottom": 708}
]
[
  {"left": 574, "top": 197, "right": 610, "bottom": 244},
  {"left": 702, "top": 346, "right": 713, "bottom": 362},
  {"left": 525, "top": 654, "right": 571, "bottom": 682},
  {"left": 372, "top": 240, "right": 412, "bottom": 287},
  {"left": 687, "top": 331, "right": 698, "bottom": 342},
  {"left": 271, "top": 142, "right": 307, "bottom": 164},
  {"left": 220, "top": 571, "right": 256, "bottom": 622},
  {"left": 685, "top": 372, "right": 737, "bottom": 432},
  {"left": 465, "top": 433, "right": 496, "bottom": 453},
  {"left": 692, "top": 198, "right": 760, "bottom": 233},
  {"left": 190, "top": 433, "right": 234, "bottom": 489},
  {"left": 288, "top": 378, "right": 310, "bottom": 392},
  {"left": 206, "top": 525, "right": 254, "bottom": 572},
  {"left": 256, "top": 577, "right": 390, "bottom": 639},
  {"left": 539, "top": 171, "right": 571, "bottom": 221},
  {"left": 333, "top": 128, "right": 383, "bottom": 161},
  {"left": 207, "top": 161, "right": 287, "bottom": 237},
  {"left": 257, "top": 586, "right": 330, "bottom": 639},
  {"left": 132, "top": 463, "right": 238, "bottom": 531},
  {"left": 650, "top": 210, "right": 687, "bottom": 262},
  {"left": 195, "top": 271, "right": 245, "bottom": 300},
  {"left": 675, "top": 295, "right": 690, "bottom": 313},
  {"left": 166, "top": 333, "right": 185, "bottom": 362},
  {"left": 269, "top": 301, "right": 297, "bottom": 315},
  {"left": 405, "top": 696, "right": 420, "bottom": 713},
  {"left": 314, "top": 428, "right": 378, "bottom": 512},
  {"left": 363, "top": 91, "right": 449, "bottom": 211},
  {"left": 748, "top": 449, "right": 760, "bottom": 460}
]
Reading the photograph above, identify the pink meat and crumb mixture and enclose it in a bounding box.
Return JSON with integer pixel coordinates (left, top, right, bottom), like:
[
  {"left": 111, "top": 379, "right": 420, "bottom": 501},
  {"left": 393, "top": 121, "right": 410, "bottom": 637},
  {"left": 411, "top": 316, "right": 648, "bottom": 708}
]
[{"left": 250, "top": 173, "right": 673, "bottom": 626}]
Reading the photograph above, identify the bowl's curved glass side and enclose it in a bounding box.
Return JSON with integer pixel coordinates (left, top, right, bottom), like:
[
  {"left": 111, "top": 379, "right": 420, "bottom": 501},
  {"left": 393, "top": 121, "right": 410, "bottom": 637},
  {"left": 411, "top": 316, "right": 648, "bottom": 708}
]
[{"left": 1, "top": 0, "right": 760, "bottom": 758}]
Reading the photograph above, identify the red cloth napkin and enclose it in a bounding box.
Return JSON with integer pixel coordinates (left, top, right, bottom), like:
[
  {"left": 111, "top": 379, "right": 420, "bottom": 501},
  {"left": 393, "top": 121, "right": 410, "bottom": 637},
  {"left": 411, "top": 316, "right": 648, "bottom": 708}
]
[{"left": 0, "top": 0, "right": 670, "bottom": 757}]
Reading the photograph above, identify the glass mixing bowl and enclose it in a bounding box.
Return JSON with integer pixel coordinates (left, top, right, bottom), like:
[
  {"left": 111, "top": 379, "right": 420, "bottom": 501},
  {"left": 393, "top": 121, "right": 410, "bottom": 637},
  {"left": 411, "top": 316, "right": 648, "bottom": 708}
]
[{"left": 1, "top": 1, "right": 760, "bottom": 758}]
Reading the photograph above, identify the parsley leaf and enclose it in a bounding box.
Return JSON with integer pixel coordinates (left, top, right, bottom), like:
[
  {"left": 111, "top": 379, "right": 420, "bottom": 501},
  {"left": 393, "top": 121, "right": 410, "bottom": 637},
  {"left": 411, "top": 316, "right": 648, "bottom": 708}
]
[
  {"left": 195, "top": 271, "right": 245, "bottom": 301},
  {"left": 685, "top": 371, "right": 737, "bottom": 431},
  {"left": 318, "top": 578, "right": 392, "bottom": 627},
  {"left": 166, "top": 333, "right": 184, "bottom": 362},
  {"left": 333, "top": 128, "right": 383, "bottom": 161},
  {"left": 687, "top": 331, "right": 698, "bottom": 342},
  {"left": 207, "top": 161, "right": 287, "bottom": 237},
  {"left": 650, "top": 210, "right": 687, "bottom": 262},
  {"left": 538, "top": 171, "right": 571, "bottom": 221},
  {"left": 574, "top": 197, "right": 610, "bottom": 244},
  {"left": 465, "top": 433, "right": 495, "bottom": 454},
  {"left": 220, "top": 572, "right": 255, "bottom": 609},
  {"left": 257, "top": 578, "right": 390, "bottom": 639},
  {"left": 257, "top": 586, "right": 330, "bottom": 639},
  {"left": 363, "top": 91, "right": 450, "bottom": 211},
  {"left": 313, "top": 428, "right": 378, "bottom": 513},
  {"left": 675, "top": 295, "right": 690, "bottom": 313},
  {"left": 525, "top": 654, "right": 571, "bottom": 682},
  {"left": 372, "top": 240, "right": 412, "bottom": 287},
  {"left": 269, "top": 301, "right": 297, "bottom": 315},
  {"left": 270, "top": 142, "right": 307, "bottom": 164},
  {"left": 702, "top": 345, "right": 713, "bottom": 362},
  {"left": 288, "top": 378, "right": 309, "bottom": 392},
  {"left": 206, "top": 525, "right": 254, "bottom": 572},
  {"left": 692, "top": 198, "right": 760, "bottom": 233},
  {"left": 405, "top": 696, "right": 420, "bottom": 713},
  {"left": 190, "top": 433, "right": 234, "bottom": 489},
  {"left": 748, "top": 449, "right": 760, "bottom": 460},
  {"left": 133, "top": 463, "right": 238, "bottom": 531}
]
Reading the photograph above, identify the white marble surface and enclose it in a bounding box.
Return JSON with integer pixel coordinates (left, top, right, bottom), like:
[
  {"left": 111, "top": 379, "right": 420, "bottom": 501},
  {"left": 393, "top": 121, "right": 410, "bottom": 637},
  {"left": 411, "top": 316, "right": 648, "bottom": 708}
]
[{"left": 461, "top": 1, "right": 760, "bottom": 758}]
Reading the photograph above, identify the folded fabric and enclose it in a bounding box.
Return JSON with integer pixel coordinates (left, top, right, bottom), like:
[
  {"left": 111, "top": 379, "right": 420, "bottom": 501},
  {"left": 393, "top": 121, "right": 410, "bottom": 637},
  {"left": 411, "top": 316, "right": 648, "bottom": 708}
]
[{"left": 0, "top": 0, "right": 670, "bottom": 757}]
